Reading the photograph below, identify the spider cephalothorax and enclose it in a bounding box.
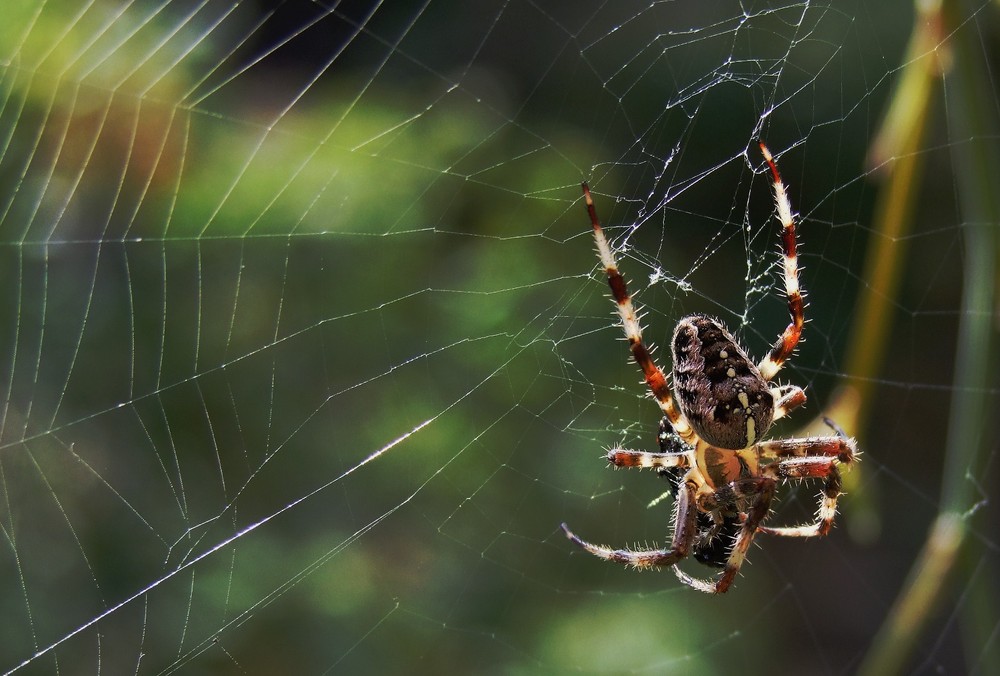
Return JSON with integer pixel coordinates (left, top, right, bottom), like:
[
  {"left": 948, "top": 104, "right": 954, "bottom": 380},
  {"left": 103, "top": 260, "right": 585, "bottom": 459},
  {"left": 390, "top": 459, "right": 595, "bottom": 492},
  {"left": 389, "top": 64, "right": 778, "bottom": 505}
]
[{"left": 561, "top": 142, "right": 857, "bottom": 594}]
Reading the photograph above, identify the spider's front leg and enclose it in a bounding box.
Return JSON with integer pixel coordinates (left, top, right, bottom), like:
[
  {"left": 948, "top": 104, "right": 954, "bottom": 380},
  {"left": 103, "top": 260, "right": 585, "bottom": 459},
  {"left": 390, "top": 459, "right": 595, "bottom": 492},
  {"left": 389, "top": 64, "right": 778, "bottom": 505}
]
[{"left": 561, "top": 479, "right": 698, "bottom": 569}]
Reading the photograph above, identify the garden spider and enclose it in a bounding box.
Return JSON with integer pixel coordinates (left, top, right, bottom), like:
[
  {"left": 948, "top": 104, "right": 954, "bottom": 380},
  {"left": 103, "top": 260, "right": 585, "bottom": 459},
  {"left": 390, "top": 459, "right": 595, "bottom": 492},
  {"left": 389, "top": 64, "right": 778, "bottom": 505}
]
[{"left": 561, "top": 142, "right": 857, "bottom": 594}]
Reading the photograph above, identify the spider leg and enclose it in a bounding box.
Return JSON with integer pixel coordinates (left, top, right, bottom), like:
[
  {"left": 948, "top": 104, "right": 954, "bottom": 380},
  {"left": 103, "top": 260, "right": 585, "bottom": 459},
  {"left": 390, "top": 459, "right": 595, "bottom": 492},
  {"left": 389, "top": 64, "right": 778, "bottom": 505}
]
[
  {"left": 605, "top": 445, "right": 691, "bottom": 510},
  {"left": 751, "top": 424, "right": 857, "bottom": 537},
  {"left": 772, "top": 384, "right": 807, "bottom": 420},
  {"left": 561, "top": 478, "right": 698, "bottom": 569},
  {"left": 605, "top": 447, "right": 691, "bottom": 470},
  {"left": 756, "top": 143, "right": 804, "bottom": 381},
  {"left": 582, "top": 184, "right": 693, "bottom": 442},
  {"left": 673, "top": 477, "right": 777, "bottom": 594},
  {"left": 757, "top": 456, "right": 847, "bottom": 538},
  {"left": 754, "top": 435, "right": 857, "bottom": 465}
]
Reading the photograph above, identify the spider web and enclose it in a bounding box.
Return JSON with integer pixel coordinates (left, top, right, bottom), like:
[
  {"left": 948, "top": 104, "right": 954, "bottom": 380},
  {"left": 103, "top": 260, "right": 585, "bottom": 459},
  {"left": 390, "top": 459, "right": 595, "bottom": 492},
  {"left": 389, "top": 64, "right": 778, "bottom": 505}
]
[{"left": 1, "top": 1, "right": 998, "bottom": 673}]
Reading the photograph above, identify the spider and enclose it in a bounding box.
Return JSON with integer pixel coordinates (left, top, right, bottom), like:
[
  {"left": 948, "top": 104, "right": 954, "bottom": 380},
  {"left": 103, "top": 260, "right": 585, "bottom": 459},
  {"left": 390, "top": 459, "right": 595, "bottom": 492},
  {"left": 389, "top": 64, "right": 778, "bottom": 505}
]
[{"left": 560, "top": 142, "right": 857, "bottom": 593}]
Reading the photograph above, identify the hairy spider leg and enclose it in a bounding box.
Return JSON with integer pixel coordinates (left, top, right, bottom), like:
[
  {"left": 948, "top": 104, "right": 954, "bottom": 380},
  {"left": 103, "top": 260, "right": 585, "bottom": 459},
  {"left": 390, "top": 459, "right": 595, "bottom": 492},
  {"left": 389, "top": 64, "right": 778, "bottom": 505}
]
[
  {"left": 760, "top": 458, "right": 844, "bottom": 537},
  {"left": 772, "top": 384, "right": 807, "bottom": 420},
  {"left": 755, "top": 435, "right": 857, "bottom": 464},
  {"left": 581, "top": 183, "right": 694, "bottom": 443},
  {"left": 604, "top": 447, "right": 690, "bottom": 470},
  {"left": 754, "top": 432, "right": 858, "bottom": 538},
  {"left": 560, "top": 479, "right": 699, "bottom": 568},
  {"left": 757, "top": 142, "right": 804, "bottom": 381}
]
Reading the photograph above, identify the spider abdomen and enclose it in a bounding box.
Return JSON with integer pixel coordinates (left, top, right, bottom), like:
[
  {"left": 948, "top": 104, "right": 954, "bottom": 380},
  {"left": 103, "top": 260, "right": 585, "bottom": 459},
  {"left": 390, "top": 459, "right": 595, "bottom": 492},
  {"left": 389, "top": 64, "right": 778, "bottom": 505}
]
[{"left": 671, "top": 315, "right": 774, "bottom": 450}]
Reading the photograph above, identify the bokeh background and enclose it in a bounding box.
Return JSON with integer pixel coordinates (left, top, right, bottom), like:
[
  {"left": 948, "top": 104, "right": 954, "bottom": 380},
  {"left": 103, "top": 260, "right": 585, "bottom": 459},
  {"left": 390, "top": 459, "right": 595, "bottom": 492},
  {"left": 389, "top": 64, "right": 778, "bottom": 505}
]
[{"left": 0, "top": 1, "right": 997, "bottom": 674}]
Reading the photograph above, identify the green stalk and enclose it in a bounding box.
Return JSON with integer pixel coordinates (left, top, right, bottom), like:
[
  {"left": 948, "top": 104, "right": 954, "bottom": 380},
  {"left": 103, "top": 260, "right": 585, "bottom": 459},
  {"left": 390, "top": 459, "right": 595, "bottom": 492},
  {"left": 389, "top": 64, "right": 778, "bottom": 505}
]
[
  {"left": 800, "top": 0, "right": 944, "bottom": 543},
  {"left": 857, "top": 0, "right": 1000, "bottom": 673}
]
